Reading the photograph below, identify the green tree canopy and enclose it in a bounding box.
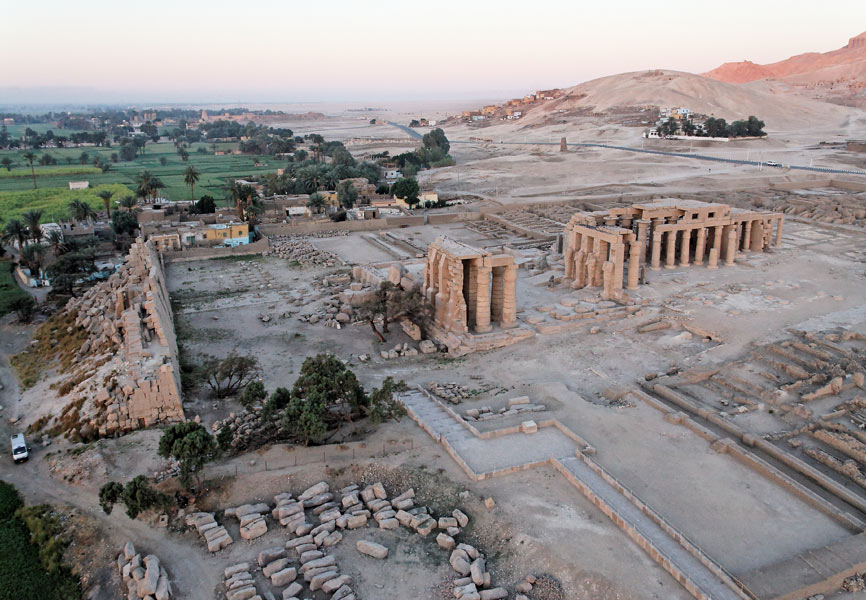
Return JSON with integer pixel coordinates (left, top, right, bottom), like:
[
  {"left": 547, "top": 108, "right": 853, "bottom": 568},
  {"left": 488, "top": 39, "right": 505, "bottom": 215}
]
[
  {"left": 391, "top": 177, "right": 420, "bottom": 207},
  {"left": 157, "top": 422, "right": 219, "bottom": 489}
]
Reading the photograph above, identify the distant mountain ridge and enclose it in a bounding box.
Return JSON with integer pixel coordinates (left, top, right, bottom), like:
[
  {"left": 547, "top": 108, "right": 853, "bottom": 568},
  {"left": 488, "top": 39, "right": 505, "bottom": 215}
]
[
  {"left": 702, "top": 31, "right": 866, "bottom": 106},
  {"left": 512, "top": 69, "right": 858, "bottom": 131}
]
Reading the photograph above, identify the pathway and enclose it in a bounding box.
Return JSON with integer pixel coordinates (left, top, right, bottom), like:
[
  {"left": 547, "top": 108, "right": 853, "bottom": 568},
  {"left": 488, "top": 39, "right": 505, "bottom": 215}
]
[
  {"left": 399, "top": 387, "right": 751, "bottom": 600},
  {"left": 450, "top": 139, "right": 866, "bottom": 176}
]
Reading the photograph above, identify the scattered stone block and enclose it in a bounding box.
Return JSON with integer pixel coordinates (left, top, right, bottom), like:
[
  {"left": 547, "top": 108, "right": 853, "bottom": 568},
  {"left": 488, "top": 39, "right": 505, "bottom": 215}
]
[{"left": 356, "top": 540, "right": 388, "bottom": 559}]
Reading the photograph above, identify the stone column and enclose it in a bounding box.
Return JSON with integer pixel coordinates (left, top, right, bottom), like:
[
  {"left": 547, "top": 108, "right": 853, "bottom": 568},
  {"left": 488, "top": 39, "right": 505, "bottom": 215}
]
[
  {"left": 574, "top": 235, "right": 591, "bottom": 288},
  {"left": 742, "top": 221, "right": 752, "bottom": 251},
  {"left": 564, "top": 230, "right": 578, "bottom": 279},
  {"left": 694, "top": 227, "right": 706, "bottom": 266},
  {"left": 609, "top": 242, "right": 625, "bottom": 290},
  {"left": 650, "top": 230, "right": 663, "bottom": 271},
  {"left": 708, "top": 226, "right": 722, "bottom": 269},
  {"left": 679, "top": 228, "right": 691, "bottom": 267},
  {"left": 435, "top": 255, "right": 449, "bottom": 323},
  {"left": 464, "top": 260, "right": 478, "bottom": 329},
  {"left": 636, "top": 220, "right": 650, "bottom": 265},
  {"left": 491, "top": 266, "right": 504, "bottom": 323},
  {"left": 774, "top": 217, "right": 784, "bottom": 246},
  {"left": 593, "top": 240, "right": 608, "bottom": 286},
  {"left": 602, "top": 262, "right": 615, "bottom": 301},
  {"left": 750, "top": 220, "right": 764, "bottom": 251},
  {"left": 665, "top": 230, "right": 677, "bottom": 269},
  {"left": 475, "top": 264, "right": 492, "bottom": 333},
  {"left": 448, "top": 259, "right": 467, "bottom": 333},
  {"left": 725, "top": 226, "right": 737, "bottom": 265},
  {"left": 500, "top": 265, "right": 517, "bottom": 328},
  {"left": 627, "top": 241, "right": 641, "bottom": 289}
]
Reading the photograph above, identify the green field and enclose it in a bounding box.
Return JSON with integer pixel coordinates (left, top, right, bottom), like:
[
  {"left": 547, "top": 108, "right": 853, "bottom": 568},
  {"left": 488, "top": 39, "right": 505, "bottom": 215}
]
[
  {"left": 0, "top": 261, "right": 29, "bottom": 318},
  {"left": 0, "top": 184, "right": 131, "bottom": 223},
  {"left": 0, "top": 141, "right": 279, "bottom": 206},
  {"left": 2, "top": 123, "right": 88, "bottom": 138},
  {"left": 0, "top": 480, "right": 81, "bottom": 600},
  {"left": 0, "top": 166, "right": 101, "bottom": 179}
]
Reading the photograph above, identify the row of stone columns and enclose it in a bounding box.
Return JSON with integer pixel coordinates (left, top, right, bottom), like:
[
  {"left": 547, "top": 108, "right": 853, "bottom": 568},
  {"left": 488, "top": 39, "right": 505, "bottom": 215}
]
[
  {"left": 650, "top": 224, "right": 738, "bottom": 271},
  {"left": 567, "top": 227, "right": 641, "bottom": 296},
  {"left": 424, "top": 248, "right": 517, "bottom": 335}
]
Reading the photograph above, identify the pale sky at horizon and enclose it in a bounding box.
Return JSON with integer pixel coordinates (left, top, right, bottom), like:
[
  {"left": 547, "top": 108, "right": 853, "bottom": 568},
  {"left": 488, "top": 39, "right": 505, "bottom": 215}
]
[{"left": 2, "top": 0, "right": 864, "bottom": 104}]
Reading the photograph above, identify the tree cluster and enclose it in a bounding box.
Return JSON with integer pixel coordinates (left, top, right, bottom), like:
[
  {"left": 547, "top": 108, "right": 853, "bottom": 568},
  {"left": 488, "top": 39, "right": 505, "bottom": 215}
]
[
  {"left": 658, "top": 115, "right": 766, "bottom": 138},
  {"left": 157, "top": 422, "right": 219, "bottom": 490},
  {"left": 356, "top": 281, "right": 433, "bottom": 342},
  {"left": 98, "top": 476, "right": 174, "bottom": 518}
]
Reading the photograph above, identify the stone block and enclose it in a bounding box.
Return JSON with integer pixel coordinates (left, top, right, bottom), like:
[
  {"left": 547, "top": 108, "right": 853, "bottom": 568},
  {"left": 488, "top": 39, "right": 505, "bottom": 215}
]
[{"left": 356, "top": 540, "right": 388, "bottom": 559}]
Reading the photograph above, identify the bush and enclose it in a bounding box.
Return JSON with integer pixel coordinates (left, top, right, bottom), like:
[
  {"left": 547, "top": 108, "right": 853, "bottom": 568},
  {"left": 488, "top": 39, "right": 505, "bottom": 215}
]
[
  {"left": 367, "top": 377, "right": 408, "bottom": 424},
  {"left": 158, "top": 422, "right": 218, "bottom": 490},
  {"left": 98, "top": 481, "right": 123, "bottom": 515},
  {"left": 11, "top": 296, "right": 36, "bottom": 323},
  {"left": 0, "top": 481, "right": 23, "bottom": 520},
  {"left": 121, "top": 476, "right": 172, "bottom": 519},
  {"left": 0, "top": 480, "right": 81, "bottom": 600},
  {"left": 239, "top": 380, "right": 267, "bottom": 410},
  {"left": 202, "top": 352, "right": 261, "bottom": 399}
]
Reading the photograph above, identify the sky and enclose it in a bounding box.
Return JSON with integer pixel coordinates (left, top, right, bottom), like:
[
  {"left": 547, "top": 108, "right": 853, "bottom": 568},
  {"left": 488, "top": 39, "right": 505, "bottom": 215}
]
[{"left": 2, "top": 0, "right": 865, "bottom": 104}]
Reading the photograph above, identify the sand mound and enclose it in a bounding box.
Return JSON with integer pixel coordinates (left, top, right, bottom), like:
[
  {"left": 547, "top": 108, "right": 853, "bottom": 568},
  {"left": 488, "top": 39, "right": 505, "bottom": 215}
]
[
  {"left": 520, "top": 69, "right": 855, "bottom": 129},
  {"left": 702, "top": 31, "right": 866, "bottom": 106}
]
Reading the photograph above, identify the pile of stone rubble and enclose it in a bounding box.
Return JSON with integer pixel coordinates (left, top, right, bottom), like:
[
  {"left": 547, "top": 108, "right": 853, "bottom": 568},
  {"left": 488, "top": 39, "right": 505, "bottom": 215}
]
[
  {"left": 265, "top": 236, "right": 343, "bottom": 267},
  {"left": 212, "top": 408, "right": 275, "bottom": 452},
  {"left": 185, "top": 511, "right": 233, "bottom": 552},
  {"left": 429, "top": 382, "right": 472, "bottom": 404},
  {"left": 56, "top": 239, "right": 184, "bottom": 436},
  {"left": 464, "top": 397, "right": 546, "bottom": 421},
  {"left": 226, "top": 502, "right": 270, "bottom": 540},
  {"left": 116, "top": 542, "right": 172, "bottom": 600},
  {"left": 213, "top": 479, "right": 512, "bottom": 600},
  {"left": 842, "top": 572, "right": 865, "bottom": 592}
]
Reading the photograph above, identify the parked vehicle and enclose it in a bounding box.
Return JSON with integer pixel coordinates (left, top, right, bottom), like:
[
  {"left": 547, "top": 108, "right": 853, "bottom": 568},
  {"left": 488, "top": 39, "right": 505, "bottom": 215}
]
[
  {"left": 765, "top": 160, "right": 780, "bottom": 167},
  {"left": 11, "top": 433, "right": 29, "bottom": 463}
]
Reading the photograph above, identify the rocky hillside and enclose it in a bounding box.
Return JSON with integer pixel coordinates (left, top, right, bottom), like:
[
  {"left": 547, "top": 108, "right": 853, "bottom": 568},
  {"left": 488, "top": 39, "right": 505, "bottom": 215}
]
[{"left": 703, "top": 31, "right": 866, "bottom": 106}]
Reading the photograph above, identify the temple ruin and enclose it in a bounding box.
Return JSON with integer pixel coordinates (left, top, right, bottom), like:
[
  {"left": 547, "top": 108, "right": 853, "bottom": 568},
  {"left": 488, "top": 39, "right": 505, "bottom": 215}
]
[
  {"left": 424, "top": 237, "right": 517, "bottom": 334},
  {"left": 422, "top": 237, "right": 530, "bottom": 354},
  {"left": 46, "top": 240, "right": 185, "bottom": 436},
  {"left": 564, "top": 199, "right": 784, "bottom": 299}
]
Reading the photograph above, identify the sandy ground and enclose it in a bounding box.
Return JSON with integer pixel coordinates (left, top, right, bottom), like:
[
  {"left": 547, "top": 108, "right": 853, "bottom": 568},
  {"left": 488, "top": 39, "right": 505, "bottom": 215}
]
[{"left": 3, "top": 94, "right": 866, "bottom": 599}]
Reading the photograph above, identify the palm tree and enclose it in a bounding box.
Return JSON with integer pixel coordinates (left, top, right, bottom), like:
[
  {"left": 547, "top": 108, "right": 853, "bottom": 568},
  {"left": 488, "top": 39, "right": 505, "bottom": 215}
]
[
  {"left": 22, "top": 151, "right": 37, "bottom": 189},
  {"left": 2, "top": 219, "right": 30, "bottom": 251},
  {"left": 68, "top": 199, "right": 96, "bottom": 224},
  {"left": 307, "top": 193, "right": 326, "bottom": 215},
  {"left": 135, "top": 170, "right": 166, "bottom": 203},
  {"left": 135, "top": 170, "right": 153, "bottom": 201},
  {"left": 119, "top": 195, "right": 138, "bottom": 212},
  {"left": 21, "top": 210, "right": 43, "bottom": 243},
  {"left": 46, "top": 229, "right": 64, "bottom": 257},
  {"left": 297, "top": 164, "right": 327, "bottom": 195},
  {"left": 20, "top": 243, "right": 46, "bottom": 275},
  {"left": 184, "top": 166, "right": 200, "bottom": 200},
  {"left": 96, "top": 190, "right": 114, "bottom": 217}
]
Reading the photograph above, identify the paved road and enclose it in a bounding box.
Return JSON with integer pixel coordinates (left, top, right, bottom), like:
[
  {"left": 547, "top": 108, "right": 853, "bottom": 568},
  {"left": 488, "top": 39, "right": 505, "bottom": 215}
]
[
  {"left": 400, "top": 387, "right": 750, "bottom": 600},
  {"left": 450, "top": 138, "right": 866, "bottom": 176},
  {"left": 385, "top": 120, "right": 423, "bottom": 140}
]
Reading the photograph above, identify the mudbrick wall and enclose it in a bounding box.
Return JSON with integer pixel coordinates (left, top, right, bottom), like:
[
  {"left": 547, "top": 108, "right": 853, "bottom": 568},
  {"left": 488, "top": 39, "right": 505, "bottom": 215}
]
[{"left": 65, "top": 239, "right": 184, "bottom": 435}]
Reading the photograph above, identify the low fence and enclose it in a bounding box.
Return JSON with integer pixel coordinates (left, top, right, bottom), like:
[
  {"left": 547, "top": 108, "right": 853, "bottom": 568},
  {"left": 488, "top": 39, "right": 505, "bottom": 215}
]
[
  {"left": 161, "top": 238, "right": 269, "bottom": 263},
  {"left": 202, "top": 437, "right": 431, "bottom": 480}
]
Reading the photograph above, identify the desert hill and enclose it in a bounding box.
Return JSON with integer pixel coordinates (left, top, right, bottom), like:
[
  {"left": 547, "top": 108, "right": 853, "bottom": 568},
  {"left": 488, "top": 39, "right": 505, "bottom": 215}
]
[
  {"left": 703, "top": 31, "right": 866, "bottom": 106},
  {"left": 517, "top": 69, "right": 856, "bottom": 129}
]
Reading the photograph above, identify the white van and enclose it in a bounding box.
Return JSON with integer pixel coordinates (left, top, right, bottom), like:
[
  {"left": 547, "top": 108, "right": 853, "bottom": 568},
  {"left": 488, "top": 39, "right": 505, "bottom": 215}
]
[{"left": 11, "top": 433, "right": 29, "bottom": 463}]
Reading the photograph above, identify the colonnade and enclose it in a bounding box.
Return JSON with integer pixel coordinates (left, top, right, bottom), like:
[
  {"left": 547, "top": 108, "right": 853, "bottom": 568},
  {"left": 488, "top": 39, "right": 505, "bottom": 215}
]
[{"left": 424, "top": 238, "right": 517, "bottom": 335}]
